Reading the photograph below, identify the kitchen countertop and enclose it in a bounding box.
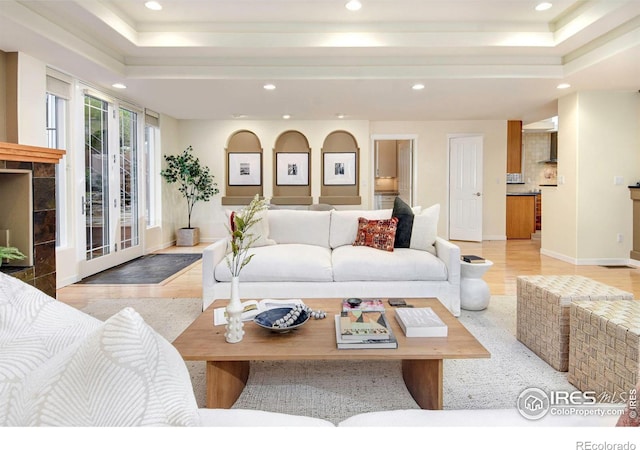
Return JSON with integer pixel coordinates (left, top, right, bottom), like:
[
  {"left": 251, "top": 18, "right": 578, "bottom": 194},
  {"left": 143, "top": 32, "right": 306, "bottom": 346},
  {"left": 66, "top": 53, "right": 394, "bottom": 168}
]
[
  {"left": 506, "top": 192, "right": 539, "bottom": 196},
  {"left": 374, "top": 191, "right": 399, "bottom": 195}
]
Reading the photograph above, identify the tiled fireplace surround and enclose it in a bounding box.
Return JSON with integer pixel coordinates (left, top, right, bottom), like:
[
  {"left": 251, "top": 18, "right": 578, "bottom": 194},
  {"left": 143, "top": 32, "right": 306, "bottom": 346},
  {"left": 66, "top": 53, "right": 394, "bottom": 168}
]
[{"left": 0, "top": 143, "right": 65, "bottom": 298}]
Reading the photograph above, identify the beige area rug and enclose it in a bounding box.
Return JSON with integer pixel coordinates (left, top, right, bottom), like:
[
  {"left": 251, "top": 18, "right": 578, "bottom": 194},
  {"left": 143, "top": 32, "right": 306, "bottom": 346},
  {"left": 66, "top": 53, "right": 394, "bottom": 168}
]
[{"left": 79, "top": 295, "right": 577, "bottom": 425}]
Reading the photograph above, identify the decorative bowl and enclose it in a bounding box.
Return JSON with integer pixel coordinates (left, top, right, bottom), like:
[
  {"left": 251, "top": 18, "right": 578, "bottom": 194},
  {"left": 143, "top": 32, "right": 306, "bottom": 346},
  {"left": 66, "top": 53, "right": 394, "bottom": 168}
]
[{"left": 253, "top": 307, "right": 310, "bottom": 333}]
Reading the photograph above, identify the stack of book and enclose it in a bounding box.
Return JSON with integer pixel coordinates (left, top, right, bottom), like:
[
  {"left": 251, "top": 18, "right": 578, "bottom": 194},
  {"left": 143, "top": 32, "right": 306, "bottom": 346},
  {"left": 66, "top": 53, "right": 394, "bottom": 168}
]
[
  {"left": 461, "top": 254, "right": 486, "bottom": 264},
  {"left": 335, "top": 302, "right": 397, "bottom": 349},
  {"left": 394, "top": 307, "right": 448, "bottom": 337}
]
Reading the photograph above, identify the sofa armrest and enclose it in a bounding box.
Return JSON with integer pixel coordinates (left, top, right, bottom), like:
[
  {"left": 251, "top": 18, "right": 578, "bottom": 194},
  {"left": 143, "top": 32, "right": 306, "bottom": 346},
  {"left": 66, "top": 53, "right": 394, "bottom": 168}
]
[
  {"left": 435, "top": 236, "right": 460, "bottom": 285},
  {"left": 202, "top": 238, "right": 229, "bottom": 311}
]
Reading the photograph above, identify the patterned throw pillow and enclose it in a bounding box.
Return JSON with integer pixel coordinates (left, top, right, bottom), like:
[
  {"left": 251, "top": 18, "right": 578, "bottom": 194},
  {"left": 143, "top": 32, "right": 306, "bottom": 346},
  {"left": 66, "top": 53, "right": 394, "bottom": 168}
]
[
  {"left": 2, "top": 307, "right": 200, "bottom": 426},
  {"left": 353, "top": 217, "right": 399, "bottom": 252}
]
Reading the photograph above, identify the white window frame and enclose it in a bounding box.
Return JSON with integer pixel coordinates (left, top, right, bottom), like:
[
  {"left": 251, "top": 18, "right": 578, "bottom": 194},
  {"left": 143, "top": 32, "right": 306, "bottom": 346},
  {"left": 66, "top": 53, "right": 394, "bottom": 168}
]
[
  {"left": 46, "top": 92, "right": 69, "bottom": 248},
  {"left": 144, "top": 119, "right": 161, "bottom": 229}
]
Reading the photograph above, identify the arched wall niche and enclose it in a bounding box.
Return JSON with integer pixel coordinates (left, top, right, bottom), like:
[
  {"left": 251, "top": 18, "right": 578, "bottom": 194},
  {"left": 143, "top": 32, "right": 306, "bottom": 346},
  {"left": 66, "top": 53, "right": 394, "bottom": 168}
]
[
  {"left": 222, "top": 129, "right": 264, "bottom": 205},
  {"left": 271, "top": 130, "right": 312, "bottom": 205},
  {"left": 320, "top": 130, "right": 361, "bottom": 205}
]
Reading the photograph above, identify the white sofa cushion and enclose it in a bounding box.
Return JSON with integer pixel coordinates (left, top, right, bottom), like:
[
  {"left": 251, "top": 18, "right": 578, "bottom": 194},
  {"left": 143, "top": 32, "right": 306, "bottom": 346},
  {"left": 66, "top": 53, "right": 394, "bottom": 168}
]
[
  {"left": 1, "top": 307, "right": 200, "bottom": 426},
  {"left": 198, "top": 408, "right": 335, "bottom": 427},
  {"left": 0, "top": 273, "right": 101, "bottom": 397},
  {"left": 410, "top": 204, "right": 440, "bottom": 255},
  {"left": 215, "top": 244, "right": 334, "bottom": 282},
  {"left": 268, "top": 210, "right": 331, "bottom": 247},
  {"left": 332, "top": 246, "right": 448, "bottom": 282},
  {"left": 329, "top": 209, "right": 392, "bottom": 249},
  {"left": 338, "top": 408, "right": 620, "bottom": 427}
]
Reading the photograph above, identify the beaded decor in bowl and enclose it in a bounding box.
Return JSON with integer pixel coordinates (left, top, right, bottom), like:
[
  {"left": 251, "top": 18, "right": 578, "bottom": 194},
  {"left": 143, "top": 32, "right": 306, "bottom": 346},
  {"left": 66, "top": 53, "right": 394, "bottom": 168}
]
[{"left": 254, "top": 306, "right": 310, "bottom": 333}]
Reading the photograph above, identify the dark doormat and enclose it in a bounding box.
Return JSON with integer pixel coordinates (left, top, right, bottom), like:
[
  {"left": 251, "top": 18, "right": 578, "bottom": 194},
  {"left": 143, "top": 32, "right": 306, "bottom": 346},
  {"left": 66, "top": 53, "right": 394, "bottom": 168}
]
[
  {"left": 599, "top": 265, "right": 636, "bottom": 269},
  {"left": 77, "top": 253, "right": 202, "bottom": 284}
]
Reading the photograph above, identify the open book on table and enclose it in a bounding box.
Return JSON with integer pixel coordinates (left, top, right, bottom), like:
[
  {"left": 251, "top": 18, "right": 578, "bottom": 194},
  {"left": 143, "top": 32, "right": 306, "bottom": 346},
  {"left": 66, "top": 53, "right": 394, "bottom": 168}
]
[{"left": 213, "top": 298, "right": 305, "bottom": 326}]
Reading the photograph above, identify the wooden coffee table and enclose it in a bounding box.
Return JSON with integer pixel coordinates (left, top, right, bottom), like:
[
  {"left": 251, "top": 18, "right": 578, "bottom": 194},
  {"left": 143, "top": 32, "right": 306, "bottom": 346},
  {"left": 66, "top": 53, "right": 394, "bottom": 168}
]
[{"left": 172, "top": 298, "right": 490, "bottom": 410}]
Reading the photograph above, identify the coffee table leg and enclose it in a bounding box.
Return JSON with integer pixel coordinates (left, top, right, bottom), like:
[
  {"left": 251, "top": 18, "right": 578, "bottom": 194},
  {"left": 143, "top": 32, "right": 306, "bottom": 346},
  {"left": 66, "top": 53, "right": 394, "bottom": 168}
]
[
  {"left": 402, "top": 359, "right": 443, "bottom": 410},
  {"left": 205, "top": 360, "right": 250, "bottom": 408}
]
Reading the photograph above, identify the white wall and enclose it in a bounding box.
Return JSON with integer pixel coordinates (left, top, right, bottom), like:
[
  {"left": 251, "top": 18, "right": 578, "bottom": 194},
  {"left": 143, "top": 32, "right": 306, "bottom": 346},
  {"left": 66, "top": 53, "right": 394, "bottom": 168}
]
[
  {"left": 369, "top": 120, "right": 507, "bottom": 240},
  {"left": 542, "top": 91, "right": 640, "bottom": 264},
  {"left": 16, "top": 52, "right": 46, "bottom": 146},
  {"left": 174, "top": 119, "right": 371, "bottom": 241},
  {"left": 173, "top": 119, "right": 508, "bottom": 241}
]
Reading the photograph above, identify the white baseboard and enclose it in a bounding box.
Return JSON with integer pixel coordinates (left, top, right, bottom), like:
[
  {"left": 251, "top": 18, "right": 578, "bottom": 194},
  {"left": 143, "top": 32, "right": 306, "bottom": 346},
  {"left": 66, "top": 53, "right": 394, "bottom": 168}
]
[
  {"left": 57, "top": 275, "right": 81, "bottom": 289},
  {"left": 540, "top": 248, "right": 634, "bottom": 266}
]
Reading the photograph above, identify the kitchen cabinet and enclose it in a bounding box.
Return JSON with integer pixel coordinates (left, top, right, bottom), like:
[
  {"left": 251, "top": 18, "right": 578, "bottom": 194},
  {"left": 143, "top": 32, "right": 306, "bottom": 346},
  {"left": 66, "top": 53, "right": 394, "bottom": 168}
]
[
  {"left": 506, "top": 194, "right": 536, "bottom": 239},
  {"left": 506, "top": 120, "right": 522, "bottom": 173},
  {"left": 375, "top": 193, "right": 397, "bottom": 209},
  {"left": 376, "top": 140, "right": 397, "bottom": 178}
]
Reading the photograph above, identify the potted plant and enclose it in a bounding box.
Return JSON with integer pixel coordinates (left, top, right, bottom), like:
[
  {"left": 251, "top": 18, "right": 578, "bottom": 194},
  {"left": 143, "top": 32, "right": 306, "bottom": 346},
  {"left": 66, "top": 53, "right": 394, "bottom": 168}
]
[
  {"left": 0, "top": 246, "right": 26, "bottom": 267},
  {"left": 161, "top": 145, "right": 219, "bottom": 246}
]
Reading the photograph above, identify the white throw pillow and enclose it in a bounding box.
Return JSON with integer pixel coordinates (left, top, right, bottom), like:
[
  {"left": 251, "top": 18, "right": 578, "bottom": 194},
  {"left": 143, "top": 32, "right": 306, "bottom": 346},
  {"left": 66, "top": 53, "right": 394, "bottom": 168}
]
[
  {"left": 268, "top": 210, "right": 331, "bottom": 247},
  {"left": 0, "top": 273, "right": 101, "bottom": 382},
  {"left": 409, "top": 204, "right": 440, "bottom": 255},
  {"left": 225, "top": 208, "right": 275, "bottom": 247},
  {"left": 2, "top": 307, "right": 200, "bottom": 426}
]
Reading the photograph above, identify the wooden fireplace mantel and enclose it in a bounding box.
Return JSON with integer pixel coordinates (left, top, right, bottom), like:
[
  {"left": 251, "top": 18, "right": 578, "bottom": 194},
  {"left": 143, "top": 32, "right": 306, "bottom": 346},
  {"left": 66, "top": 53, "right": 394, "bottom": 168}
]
[{"left": 0, "top": 142, "right": 66, "bottom": 164}]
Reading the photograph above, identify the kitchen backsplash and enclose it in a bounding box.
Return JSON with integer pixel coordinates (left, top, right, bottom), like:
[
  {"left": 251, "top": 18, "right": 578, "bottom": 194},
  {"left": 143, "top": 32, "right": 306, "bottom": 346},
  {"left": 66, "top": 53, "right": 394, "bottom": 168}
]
[
  {"left": 507, "top": 132, "right": 557, "bottom": 193},
  {"left": 374, "top": 177, "right": 398, "bottom": 192}
]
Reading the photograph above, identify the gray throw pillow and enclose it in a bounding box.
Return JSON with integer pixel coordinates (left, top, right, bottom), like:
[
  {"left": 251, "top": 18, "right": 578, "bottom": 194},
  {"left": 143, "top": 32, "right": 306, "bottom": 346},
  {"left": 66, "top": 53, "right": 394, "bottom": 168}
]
[{"left": 392, "top": 196, "right": 414, "bottom": 248}]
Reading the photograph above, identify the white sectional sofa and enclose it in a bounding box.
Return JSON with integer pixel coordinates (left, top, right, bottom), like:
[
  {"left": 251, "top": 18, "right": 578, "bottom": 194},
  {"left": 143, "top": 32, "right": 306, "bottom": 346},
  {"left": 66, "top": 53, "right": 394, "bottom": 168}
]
[
  {"left": 202, "top": 206, "right": 462, "bottom": 316},
  {"left": 1, "top": 272, "right": 629, "bottom": 428}
]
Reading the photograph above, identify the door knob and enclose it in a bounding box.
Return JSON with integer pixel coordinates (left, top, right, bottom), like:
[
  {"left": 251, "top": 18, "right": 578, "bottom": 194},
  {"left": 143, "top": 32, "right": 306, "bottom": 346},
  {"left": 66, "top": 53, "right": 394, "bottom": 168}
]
[{"left": 474, "top": 192, "right": 482, "bottom": 196}]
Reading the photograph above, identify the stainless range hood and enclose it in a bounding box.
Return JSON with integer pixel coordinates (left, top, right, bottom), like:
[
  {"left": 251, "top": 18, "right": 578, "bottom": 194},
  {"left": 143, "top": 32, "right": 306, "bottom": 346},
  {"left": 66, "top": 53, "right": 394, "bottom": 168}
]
[{"left": 540, "top": 131, "right": 558, "bottom": 163}]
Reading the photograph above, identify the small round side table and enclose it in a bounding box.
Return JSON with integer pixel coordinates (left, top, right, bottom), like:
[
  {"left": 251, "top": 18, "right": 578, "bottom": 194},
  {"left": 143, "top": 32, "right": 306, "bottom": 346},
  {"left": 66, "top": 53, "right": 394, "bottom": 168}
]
[{"left": 460, "top": 259, "right": 493, "bottom": 311}]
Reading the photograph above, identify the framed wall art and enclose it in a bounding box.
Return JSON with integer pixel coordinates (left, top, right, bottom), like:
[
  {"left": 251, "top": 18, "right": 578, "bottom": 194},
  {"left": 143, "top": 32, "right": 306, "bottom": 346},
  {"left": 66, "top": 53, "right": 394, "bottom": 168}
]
[
  {"left": 323, "top": 152, "right": 356, "bottom": 185},
  {"left": 276, "top": 152, "right": 309, "bottom": 186},
  {"left": 228, "top": 152, "right": 262, "bottom": 186}
]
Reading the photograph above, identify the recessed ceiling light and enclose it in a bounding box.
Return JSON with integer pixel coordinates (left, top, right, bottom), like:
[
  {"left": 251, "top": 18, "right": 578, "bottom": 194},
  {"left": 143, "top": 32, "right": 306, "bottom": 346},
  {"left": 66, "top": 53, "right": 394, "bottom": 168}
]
[
  {"left": 412, "top": 83, "right": 425, "bottom": 90},
  {"left": 282, "top": 114, "right": 291, "bottom": 119},
  {"left": 336, "top": 113, "right": 346, "bottom": 119},
  {"left": 112, "top": 83, "right": 127, "bottom": 89},
  {"left": 557, "top": 83, "right": 571, "bottom": 89},
  {"left": 231, "top": 113, "right": 247, "bottom": 119},
  {"left": 145, "top": 1, "right": 162, "bottom": 11},
  {"left": 263, "top": 83, "right": 276, "bottom": 90},
  {"left": 345, "top": 0, "right": 362, "bottom": 11},
  {"left": 535, "top": 2, "right": 553, "bottom": 11}
]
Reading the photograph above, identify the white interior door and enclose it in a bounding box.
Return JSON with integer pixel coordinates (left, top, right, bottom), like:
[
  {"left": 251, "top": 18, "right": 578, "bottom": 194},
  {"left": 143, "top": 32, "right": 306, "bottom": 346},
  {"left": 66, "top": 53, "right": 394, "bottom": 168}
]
[{"left": 449, "top": 135, "right": 483, "bottom": 242}]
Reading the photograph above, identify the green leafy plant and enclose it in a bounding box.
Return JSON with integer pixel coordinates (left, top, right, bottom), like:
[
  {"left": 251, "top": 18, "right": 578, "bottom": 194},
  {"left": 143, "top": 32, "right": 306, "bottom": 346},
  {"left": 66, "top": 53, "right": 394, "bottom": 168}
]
[
  {"left": 225, "top": 194, "right": 268, "bottom": 277},
  {"left": 160, "top": 145, "right": 219, "bottom": 229},
  {"left": 0, "top": 246, "right": 26, "bottom": 267}
]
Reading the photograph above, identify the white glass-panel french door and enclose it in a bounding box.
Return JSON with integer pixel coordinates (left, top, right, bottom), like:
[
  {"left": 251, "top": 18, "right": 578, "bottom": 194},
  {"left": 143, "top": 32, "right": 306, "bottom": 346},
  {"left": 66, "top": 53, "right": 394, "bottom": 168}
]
[{"left": 79, "top": 94, "right": 143, "bottom": 278}]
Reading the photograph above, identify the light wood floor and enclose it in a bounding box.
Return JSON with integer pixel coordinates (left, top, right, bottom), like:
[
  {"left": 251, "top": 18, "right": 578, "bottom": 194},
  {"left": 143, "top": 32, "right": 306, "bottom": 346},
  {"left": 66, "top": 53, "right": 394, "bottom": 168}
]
[{"left": 56, "top": 239, "right": 640, "bottom": 308}]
